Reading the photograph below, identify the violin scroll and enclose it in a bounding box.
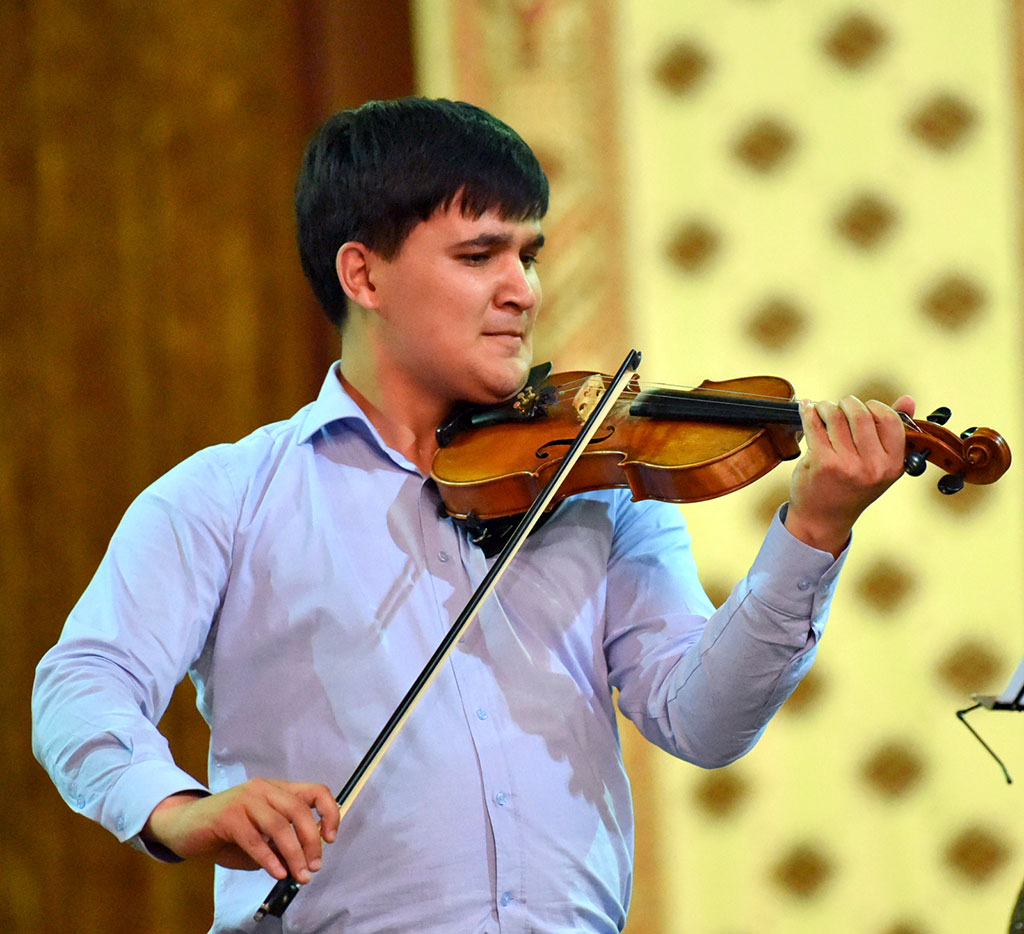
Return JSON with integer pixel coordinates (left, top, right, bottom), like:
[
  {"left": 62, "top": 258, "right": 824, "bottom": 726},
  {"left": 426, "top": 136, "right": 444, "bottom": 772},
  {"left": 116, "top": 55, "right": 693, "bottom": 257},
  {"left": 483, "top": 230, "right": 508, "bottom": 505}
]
[{"left": 901, "top": 408, "right": 1011, "bottom": 493}]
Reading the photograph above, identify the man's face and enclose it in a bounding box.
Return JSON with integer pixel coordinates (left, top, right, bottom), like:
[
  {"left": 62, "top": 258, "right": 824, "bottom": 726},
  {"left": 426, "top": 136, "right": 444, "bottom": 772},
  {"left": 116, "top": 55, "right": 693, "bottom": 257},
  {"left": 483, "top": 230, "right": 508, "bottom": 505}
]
[{"left": 369, "top": 201, "right": 544, "bottom": 408}]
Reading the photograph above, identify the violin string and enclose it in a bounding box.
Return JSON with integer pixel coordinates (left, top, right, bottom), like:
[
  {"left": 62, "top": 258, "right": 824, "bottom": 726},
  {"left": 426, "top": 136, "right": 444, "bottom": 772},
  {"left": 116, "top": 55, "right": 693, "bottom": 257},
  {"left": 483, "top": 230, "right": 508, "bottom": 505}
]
[{"left": 545, "top": 377, "right": 801, "bottom": 410}]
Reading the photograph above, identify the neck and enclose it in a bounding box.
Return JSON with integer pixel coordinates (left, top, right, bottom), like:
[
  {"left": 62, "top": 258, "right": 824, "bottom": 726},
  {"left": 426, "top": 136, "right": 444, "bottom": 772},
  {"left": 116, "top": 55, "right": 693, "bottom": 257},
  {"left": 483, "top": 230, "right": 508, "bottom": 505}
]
[{"left": 339, "top": 329, "right": 448, "bottom": 475}]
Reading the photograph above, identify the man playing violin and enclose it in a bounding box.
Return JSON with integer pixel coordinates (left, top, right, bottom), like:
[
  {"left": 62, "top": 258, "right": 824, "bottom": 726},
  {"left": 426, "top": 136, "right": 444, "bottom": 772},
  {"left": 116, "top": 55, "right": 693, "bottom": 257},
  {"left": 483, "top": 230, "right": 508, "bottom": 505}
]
[{"left": 33, "top": 97, "right": 915, "bottom": 933}]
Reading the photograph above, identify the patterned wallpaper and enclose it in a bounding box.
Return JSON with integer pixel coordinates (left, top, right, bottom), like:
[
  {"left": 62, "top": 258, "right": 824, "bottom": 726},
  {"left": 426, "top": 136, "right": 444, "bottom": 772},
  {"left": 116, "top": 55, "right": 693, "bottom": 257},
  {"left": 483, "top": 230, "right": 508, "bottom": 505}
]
[{"left": 414, "top": 1, "right": 1024, "bottom": 931}]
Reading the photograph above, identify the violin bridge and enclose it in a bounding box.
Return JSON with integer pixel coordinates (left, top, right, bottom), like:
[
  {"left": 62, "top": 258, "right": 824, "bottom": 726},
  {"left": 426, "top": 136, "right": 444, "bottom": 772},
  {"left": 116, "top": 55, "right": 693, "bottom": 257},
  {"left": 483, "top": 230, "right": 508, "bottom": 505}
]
[{"left": 573, "top": 374, "right": 606, "bottom": 423}]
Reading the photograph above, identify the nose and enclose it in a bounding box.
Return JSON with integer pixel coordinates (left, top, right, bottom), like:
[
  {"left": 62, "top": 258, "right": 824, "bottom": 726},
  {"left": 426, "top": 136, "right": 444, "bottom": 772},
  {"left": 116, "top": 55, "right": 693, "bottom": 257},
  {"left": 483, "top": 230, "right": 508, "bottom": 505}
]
[{"left": 497, "top": 257, "right": 540, "bottom": 313}]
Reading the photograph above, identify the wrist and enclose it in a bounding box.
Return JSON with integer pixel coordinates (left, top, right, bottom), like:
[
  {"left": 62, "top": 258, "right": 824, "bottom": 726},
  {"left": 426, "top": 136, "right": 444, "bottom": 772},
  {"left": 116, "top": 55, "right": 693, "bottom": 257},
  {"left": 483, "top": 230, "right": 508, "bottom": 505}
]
[
  {"left": 142, "top": 790, "right": 207, "bottom": 853},
  {"left": 783, "top": 506, "right": 850, "bottom": 558}
]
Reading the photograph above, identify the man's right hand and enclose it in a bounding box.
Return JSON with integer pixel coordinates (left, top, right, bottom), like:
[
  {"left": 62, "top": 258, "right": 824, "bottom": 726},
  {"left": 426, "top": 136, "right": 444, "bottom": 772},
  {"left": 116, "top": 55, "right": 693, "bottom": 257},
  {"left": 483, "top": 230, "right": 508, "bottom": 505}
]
[{"left": 142, "top": 778, "right": 340, "bottom": 883}]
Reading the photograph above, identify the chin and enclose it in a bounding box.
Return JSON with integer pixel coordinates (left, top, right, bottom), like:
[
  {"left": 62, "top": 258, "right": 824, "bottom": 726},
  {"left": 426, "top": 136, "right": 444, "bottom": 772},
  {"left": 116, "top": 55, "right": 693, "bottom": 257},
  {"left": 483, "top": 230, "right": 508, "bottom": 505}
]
[{"left": 471, "top": 356, "right": 532, "bottom": 405}]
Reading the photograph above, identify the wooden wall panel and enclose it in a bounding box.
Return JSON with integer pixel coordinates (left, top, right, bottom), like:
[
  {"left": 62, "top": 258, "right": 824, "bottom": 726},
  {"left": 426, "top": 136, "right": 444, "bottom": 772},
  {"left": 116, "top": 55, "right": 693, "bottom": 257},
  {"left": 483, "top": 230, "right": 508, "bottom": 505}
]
[{"left": 1, "top": 3, "right": 413, "bottom": 931}]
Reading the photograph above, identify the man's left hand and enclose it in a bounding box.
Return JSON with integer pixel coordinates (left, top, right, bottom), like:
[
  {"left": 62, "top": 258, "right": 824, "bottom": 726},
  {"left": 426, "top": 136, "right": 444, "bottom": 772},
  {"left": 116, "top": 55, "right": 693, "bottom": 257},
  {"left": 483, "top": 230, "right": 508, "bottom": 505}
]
[{"left": 784, "top": 394, "right": 916, "bottom": 557}]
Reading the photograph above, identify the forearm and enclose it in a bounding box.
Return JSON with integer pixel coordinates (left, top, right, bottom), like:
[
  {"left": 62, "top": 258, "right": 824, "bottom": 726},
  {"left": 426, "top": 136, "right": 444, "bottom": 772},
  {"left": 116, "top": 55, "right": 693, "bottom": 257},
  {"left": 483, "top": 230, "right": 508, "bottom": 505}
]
[
  {"left": 613, "top": 508, "right": 845, "bottom": 767},
  {"left": 654, "top": 583, "right": 824, "bottom": 767},
  {"left": 32, "top": 644, "right": 208, "bottom": 850},
  {"left": 33, "top": 450, "right": 235, "bottom": 850}
]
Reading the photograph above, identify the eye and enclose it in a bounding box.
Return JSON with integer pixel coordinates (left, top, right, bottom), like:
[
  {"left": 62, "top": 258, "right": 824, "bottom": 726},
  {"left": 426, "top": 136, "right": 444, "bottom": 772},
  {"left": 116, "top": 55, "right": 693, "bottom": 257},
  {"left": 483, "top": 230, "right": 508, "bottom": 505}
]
[
  {"left": 521, "top": 253, "right": 540, "bottom": 269},
  {"left": 460, "top": 252, "right": 490, "bottom": 265}
]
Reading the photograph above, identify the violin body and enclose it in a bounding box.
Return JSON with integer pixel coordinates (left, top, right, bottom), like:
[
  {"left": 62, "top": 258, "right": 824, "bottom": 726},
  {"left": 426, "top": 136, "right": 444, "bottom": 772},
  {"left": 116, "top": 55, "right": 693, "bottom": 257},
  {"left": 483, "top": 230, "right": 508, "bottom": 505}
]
[
  {"left": 432, "top": 367, "right": 1012, "bottom": 524},
  {"left": 433, "top": 372, "right": 804, "bottom": 521}
]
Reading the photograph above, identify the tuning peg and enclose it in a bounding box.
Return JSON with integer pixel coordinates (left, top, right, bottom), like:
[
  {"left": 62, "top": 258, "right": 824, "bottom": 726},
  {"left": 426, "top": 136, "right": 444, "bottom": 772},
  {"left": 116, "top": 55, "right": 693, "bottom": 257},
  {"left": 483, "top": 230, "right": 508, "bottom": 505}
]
[
  {"left": 904, "top": 450, "right": 929, "bottom": 477},
  {"left": 926, "top": 407, "right": 952, "bottom": 425},
  {"left": 960, "top": 426, "right": 977, "bottom": 439},
  {"left": 937, "top": 473, "right": 965, "bottom": 495}
]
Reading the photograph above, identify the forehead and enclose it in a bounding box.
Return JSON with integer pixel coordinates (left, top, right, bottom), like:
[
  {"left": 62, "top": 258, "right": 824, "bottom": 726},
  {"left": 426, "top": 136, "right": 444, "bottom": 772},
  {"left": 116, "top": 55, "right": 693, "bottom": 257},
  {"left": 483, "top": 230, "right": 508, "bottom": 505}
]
[{"left": 404, "top": 203, "right": 544, "bottom": 249}]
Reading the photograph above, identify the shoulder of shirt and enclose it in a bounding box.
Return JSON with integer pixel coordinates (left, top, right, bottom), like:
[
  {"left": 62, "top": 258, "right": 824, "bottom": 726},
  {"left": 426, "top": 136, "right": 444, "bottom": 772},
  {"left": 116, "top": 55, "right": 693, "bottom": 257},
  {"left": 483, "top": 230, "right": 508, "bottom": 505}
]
[
  {"left": 150, "top": 365, "right": 367, "bottom": 490},
  {"left": 135, "top": 397, "right": 340, "bottom": 513}
]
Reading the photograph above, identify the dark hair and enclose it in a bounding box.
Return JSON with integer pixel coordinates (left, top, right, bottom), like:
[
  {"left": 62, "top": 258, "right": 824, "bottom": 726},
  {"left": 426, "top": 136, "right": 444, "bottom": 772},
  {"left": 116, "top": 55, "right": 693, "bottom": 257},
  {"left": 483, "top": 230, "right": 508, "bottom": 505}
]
[{"left": 295, "top": 97, "right": 550, "bottom": 329}]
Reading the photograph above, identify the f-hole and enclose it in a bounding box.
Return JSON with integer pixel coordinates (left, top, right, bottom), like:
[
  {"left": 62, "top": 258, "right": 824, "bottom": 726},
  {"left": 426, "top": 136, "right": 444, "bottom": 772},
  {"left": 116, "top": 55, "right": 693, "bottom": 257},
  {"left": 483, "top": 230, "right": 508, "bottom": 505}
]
[{"left": 536, "top": 426, "right": 616, "bottom": 460}]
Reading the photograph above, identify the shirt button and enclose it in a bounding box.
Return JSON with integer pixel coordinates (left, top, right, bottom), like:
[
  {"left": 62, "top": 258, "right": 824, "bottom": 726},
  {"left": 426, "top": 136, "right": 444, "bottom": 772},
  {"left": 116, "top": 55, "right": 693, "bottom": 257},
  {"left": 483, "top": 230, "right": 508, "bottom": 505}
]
[
  {"left": 495, "top": 791, "right": 508, "bottom": 806},
  {"left": 116, "top": 816, "right": 126, "bottom": 831},
  {"left": 476, "top": 708, "right": 488, "bottom": 720},
  {"left": 796, "top": 578, "right": 813, "bottom": 591},
  {"left": 438, "top": 551, "right": 450, "bottom": 562},
  {"left": 501, "top": 892, "right": 513, "bottom": 907}
]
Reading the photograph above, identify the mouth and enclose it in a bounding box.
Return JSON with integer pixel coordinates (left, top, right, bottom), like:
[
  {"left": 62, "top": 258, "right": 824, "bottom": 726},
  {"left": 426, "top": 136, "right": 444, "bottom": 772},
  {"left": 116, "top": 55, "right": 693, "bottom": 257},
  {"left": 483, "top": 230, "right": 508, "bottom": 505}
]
[{"left": 483, "top": 331, "right": 525, "bottom": 343}]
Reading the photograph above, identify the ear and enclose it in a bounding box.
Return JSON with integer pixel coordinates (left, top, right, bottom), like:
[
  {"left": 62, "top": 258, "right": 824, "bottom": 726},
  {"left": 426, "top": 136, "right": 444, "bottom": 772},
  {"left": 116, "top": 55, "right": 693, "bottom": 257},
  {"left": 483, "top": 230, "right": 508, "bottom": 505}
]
[{"left": 336, "top": 242, "right": 381, "bottom": 310}]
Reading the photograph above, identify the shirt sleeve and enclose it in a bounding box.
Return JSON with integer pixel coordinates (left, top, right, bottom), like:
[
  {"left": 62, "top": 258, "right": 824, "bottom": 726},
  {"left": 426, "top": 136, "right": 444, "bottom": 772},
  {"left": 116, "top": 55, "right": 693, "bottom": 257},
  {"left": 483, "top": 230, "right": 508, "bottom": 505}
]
[
  {"left": 604, "top": 498, "right": 846, "bottom": 768},
  {"left": 31, "top": 446, "right": 237, "bottom": 855}
]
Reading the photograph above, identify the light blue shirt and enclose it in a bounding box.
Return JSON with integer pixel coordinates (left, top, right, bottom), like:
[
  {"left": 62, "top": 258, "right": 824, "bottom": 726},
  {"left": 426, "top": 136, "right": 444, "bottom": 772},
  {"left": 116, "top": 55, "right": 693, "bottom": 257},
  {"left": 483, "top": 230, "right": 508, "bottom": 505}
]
[{"left": 33, "top": 364, "right": 845, "bottom": 933}]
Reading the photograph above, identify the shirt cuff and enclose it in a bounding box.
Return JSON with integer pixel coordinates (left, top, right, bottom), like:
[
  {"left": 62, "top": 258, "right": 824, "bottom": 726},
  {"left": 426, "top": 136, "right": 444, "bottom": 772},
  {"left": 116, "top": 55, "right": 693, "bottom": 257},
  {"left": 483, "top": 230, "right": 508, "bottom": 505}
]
[
  {"left": 98, "top": 758, "right": 209, "bottom": 861},
  {"left": 746, "top": 505, "right": 849, "bottom": 621}
]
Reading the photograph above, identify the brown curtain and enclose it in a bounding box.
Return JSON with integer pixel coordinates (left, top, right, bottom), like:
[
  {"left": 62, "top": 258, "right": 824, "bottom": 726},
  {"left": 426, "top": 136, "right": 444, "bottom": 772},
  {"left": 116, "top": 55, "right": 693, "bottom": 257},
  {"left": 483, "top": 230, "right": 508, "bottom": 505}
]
[{"left": 1, "top": 3, "right": 413, "bottom": 931}]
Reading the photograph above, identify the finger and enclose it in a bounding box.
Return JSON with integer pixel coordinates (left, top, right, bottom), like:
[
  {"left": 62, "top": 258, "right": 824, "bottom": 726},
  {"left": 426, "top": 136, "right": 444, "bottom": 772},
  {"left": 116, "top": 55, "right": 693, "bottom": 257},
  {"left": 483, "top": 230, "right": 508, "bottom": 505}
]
[
  {"left": 842, "top": 394, "right": 907, "bottom": 465},
  {"left": 307, "top": 784, "right": 341, "bottom": 844},
  {"left": 244, "top": 799, "right": 315, "bottom": 883},
  {"left": 835, "top": 395, "right": 878, "bottom": 456},
  {"left": 866, "top": 399, "right": 910, "bottom": 459},
  {"left": 260, "top": 786, "right": 329, "bottom": 877},
  {"left": 810, "top": 399, "right": 854, "bottom": 455},
  {"left": 892, "top": 394, "right": 916, "bottom": 417},
  {"left": 798, "top": 399, "right": 829, "bottom": 453},
  {"left": 228, "top": 808, "right": 292, "bottom": 880},
  {"left": 273, "top": 780, "right": 339, "bottom": 854}
]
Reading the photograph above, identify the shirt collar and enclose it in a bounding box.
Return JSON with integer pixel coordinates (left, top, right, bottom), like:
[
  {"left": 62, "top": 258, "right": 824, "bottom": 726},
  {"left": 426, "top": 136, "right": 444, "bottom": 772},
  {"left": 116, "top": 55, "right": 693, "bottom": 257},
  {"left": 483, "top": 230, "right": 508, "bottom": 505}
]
[
  {"left": 296, "top": 362, "right": 373, "bottom": 445},
  {"left": 296, "top": 363, "right": 422, "bottom": 475}
]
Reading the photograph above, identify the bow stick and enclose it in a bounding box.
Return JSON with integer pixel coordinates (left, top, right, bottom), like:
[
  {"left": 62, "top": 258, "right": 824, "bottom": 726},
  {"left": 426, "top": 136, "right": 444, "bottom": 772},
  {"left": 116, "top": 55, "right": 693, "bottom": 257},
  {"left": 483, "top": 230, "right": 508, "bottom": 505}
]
[{"left": 255, "top": 348, "right": 643, "bottom": 921}]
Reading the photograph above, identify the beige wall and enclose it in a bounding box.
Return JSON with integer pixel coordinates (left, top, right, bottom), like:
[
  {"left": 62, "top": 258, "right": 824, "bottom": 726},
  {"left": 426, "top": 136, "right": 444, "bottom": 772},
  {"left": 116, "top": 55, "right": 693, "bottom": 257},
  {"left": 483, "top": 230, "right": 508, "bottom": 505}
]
[{"left": 416, "top": 1, "right": 1024, "bottom": 931}]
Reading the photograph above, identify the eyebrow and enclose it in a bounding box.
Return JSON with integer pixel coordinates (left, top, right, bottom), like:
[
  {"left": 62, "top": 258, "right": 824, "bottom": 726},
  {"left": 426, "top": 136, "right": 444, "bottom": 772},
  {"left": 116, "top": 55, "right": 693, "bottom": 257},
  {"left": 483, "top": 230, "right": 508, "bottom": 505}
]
[{"left": 451, "top": 232, "right": 546, "bottom": 251}]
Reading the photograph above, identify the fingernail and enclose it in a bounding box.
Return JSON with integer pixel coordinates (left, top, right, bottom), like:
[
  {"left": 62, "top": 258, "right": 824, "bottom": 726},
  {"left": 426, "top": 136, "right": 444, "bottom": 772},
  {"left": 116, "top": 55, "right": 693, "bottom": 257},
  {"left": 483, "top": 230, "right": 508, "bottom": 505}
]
[
  {"left": 310, "top": 858, "right": 322, "bottom": 872},
  {"left": 298, "top": 869, "right": 312, "bottom": 884}
]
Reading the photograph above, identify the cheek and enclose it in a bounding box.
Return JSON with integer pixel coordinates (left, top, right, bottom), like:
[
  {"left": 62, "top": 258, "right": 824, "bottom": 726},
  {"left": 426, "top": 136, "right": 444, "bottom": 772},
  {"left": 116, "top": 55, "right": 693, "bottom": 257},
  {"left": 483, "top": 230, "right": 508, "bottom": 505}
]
[{"left": 529, "top": 272, "right": 543, "bottom": 312}]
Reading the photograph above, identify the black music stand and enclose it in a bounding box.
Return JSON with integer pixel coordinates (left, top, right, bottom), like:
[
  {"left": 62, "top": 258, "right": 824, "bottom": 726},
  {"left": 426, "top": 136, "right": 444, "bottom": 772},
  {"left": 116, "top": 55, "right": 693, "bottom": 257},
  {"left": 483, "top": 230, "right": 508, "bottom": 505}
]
[{"left": 954, "top": 655, "right": 1024, "bottom": 933}]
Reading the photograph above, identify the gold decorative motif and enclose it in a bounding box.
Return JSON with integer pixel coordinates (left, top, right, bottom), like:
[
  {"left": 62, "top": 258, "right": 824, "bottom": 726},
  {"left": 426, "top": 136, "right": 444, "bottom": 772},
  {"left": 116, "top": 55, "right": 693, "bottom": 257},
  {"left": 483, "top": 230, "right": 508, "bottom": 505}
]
[
  {"left": 753, "top": 478, "right": 792, "bottom": 529},
  {"left": 745, "top": 297, "right": 807, "bottom": 351},
  {"left": 921, "top": 273, "right": 986, "bottom": 330},
  {"left": 823, "top": 11, "right": 888, "bottom": 69},
  {"left": 855, "top": 557, "right": 916, "bottom": 612},
  {"left": 908, "top": 93, "right": 976, "bottom": 151},
  {"left": 936, "top": 639, "right": 1005, "bottom": 696},
  {"left": 861, "top": 740, "right": 925, "bottom": 797},
  {"left": 781, "top": 668, "right": 827, "bottom": 716},
  {"left": 652, "top": 40, "right": 710, "bottom": 95},
  {"left": 733, "top": 117, "right": 796, "bottom": 173},
  {"left": 944, "top": 826, "right": 1011, "bottom": 883},
  {"left": 692, "top": 769, "right": 750, "bottom": 818},
  {"left": 531, "top": 144, "right": 566, "bottom": 184},
  {"left": 771, "top": 843, "right": 834, "bottom": 898},
  {"left": 665, "top": 219, "right": 720, "bottom": 272},
  {"left": 879, "top": 922, "right": 927, "bottom": 934},
  {"left": 834, "top": 193, "right": 898, "bottom": 249},
  {"left": 849, "top": 376, "right": 903, "bottom": 407}
]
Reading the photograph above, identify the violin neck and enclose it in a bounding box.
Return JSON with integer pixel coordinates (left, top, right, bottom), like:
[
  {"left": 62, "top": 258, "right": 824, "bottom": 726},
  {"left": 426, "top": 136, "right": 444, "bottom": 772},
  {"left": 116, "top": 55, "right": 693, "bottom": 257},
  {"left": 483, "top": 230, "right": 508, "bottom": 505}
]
[{"left": 629, "top": 388, "right": 802, "bottom": 427}]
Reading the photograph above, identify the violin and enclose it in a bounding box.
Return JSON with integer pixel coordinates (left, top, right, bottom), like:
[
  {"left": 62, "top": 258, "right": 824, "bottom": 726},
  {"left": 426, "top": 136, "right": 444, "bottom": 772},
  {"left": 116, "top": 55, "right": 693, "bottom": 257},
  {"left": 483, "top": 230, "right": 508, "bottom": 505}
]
[{"left": 432, "top": 362, "right": 1012, "bottom": 527}]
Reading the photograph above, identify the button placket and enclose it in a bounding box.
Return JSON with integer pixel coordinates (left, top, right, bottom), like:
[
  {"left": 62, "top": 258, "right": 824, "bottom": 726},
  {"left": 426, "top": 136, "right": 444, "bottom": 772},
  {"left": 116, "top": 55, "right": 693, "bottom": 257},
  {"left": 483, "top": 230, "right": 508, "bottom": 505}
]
[{"left": 424, "top": 488, "right": 525, "bottom": 922}]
